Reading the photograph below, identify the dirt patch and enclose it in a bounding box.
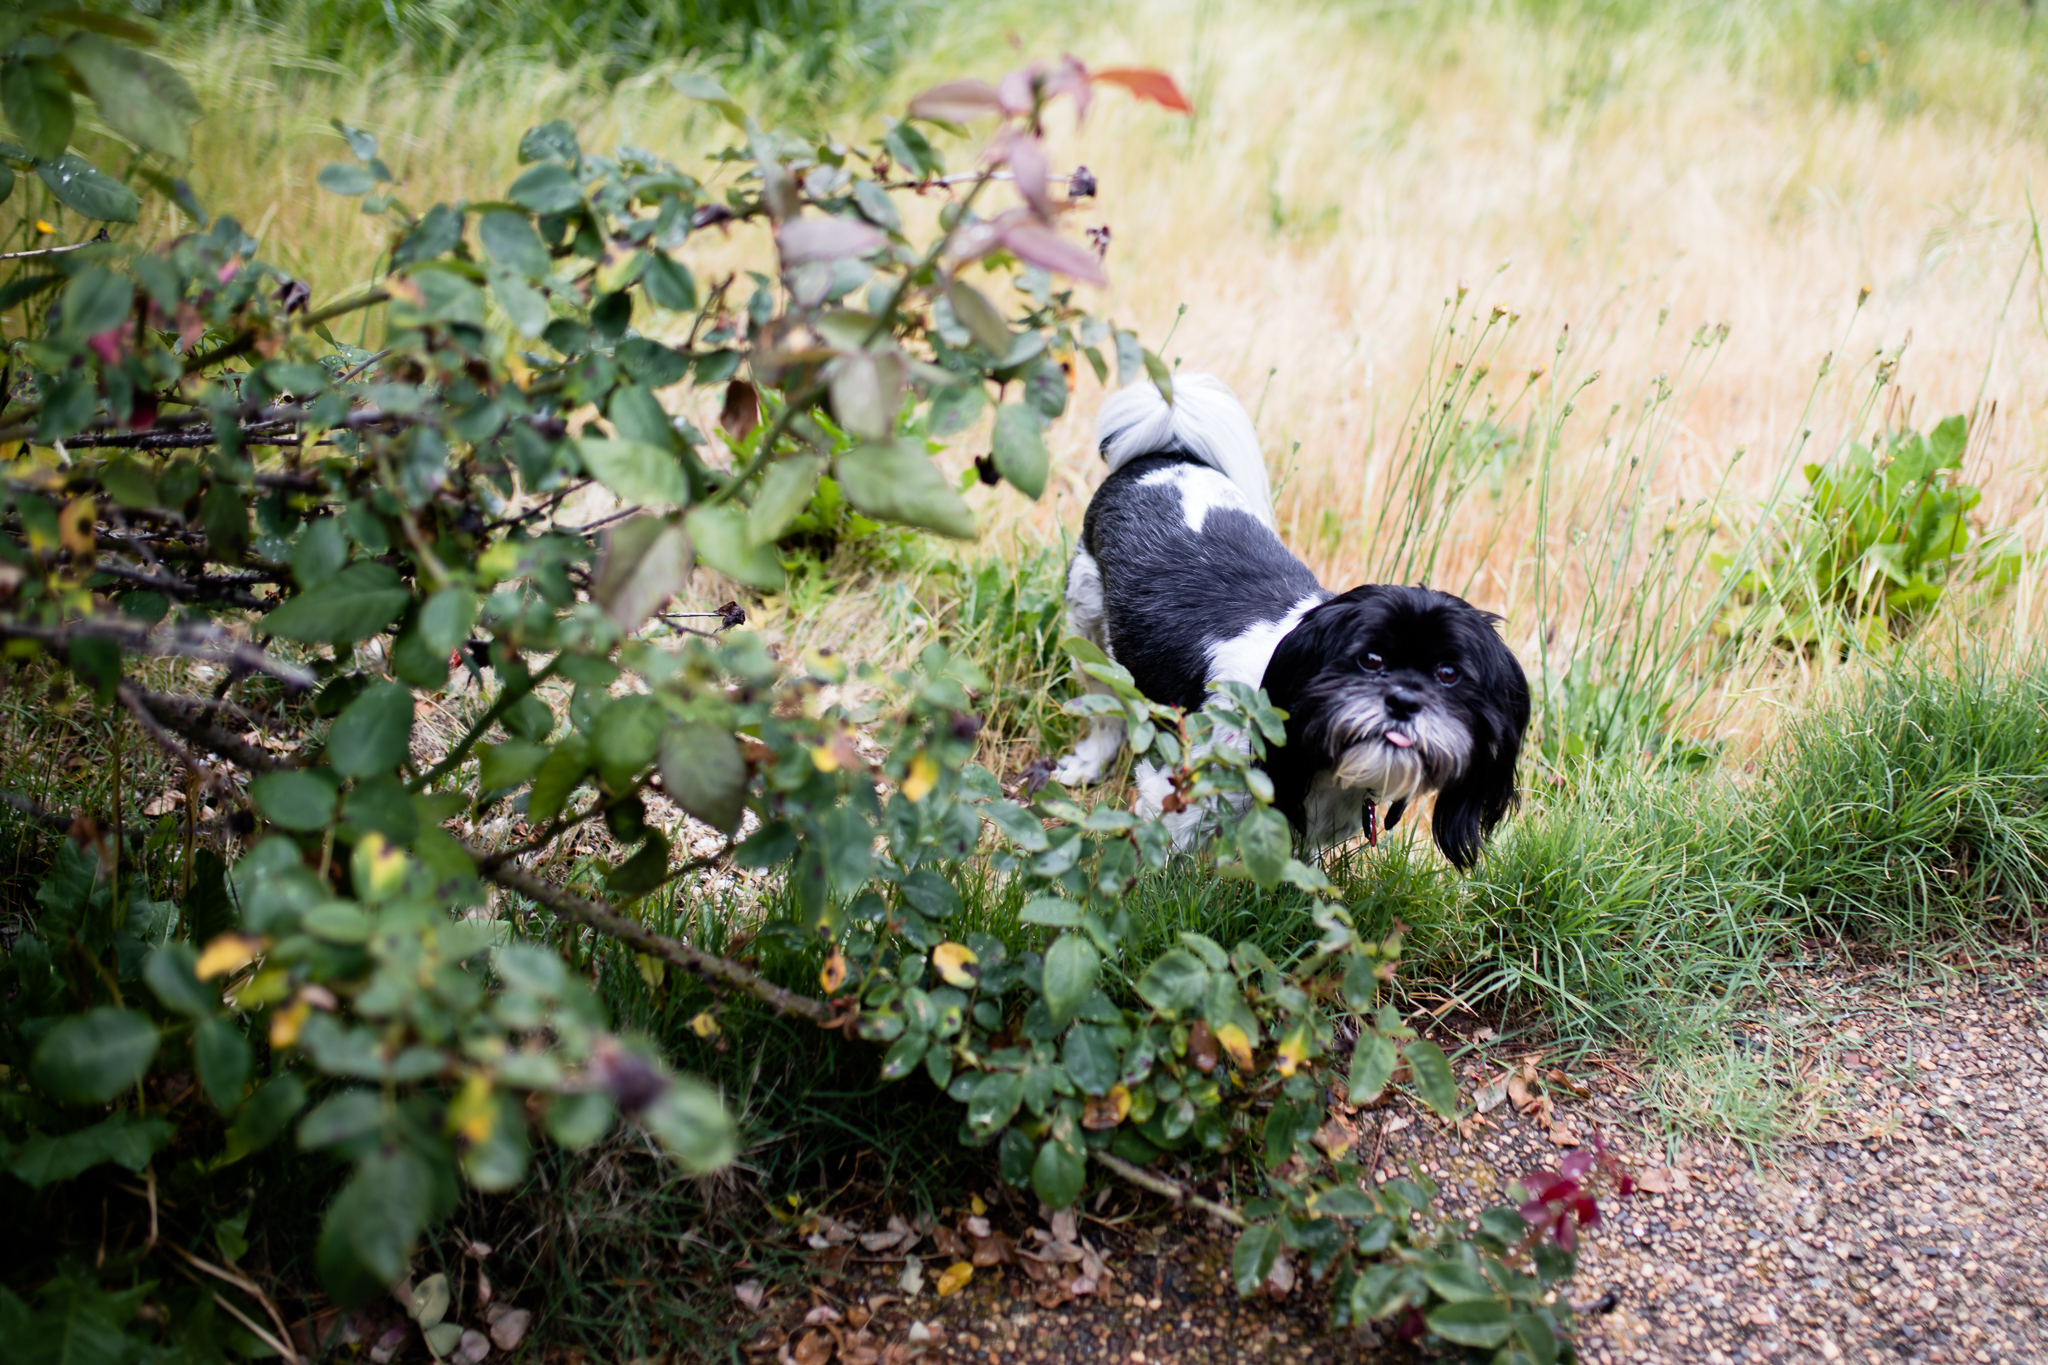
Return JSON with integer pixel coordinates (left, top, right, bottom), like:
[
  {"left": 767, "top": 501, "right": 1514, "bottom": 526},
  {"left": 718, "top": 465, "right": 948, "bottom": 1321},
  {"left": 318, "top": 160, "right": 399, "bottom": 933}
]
[{"left": 717, "top": 959, "right": 2047, "bottom": 1364}]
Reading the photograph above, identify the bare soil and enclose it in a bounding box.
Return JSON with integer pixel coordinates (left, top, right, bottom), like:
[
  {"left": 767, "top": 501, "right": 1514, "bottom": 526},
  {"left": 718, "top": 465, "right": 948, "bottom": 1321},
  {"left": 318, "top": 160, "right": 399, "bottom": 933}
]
[{"left": 718, "top": 955, "right": 2048, "bottom": 1365}]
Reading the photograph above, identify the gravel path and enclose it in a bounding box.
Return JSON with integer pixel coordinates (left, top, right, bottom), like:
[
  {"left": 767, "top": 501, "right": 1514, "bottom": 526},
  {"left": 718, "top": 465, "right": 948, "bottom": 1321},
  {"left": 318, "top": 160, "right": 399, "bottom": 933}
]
[{"left": 728, "top": 958, "right": 2047, "bottom": 1365}]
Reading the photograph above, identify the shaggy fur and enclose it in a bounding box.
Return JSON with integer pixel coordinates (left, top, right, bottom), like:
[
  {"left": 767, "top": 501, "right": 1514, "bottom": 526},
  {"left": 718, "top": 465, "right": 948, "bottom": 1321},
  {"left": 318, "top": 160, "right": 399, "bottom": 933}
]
[{"left": 1057, "top": 376, "right": 1530, "bottom": 867}]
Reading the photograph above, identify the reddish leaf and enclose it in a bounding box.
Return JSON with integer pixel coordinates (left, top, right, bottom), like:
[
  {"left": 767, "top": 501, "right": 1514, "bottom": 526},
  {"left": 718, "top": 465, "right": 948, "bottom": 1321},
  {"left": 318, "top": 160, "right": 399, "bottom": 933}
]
[
  {"left": 990, "top": 129, "right": 1054, "bottom": 220},
  {"left": 1558, "top": 1150, "right": 1595, "bottom": 1181},
  {"left": 1091, "top": 67, "right": 1193, "bottom": 114},
  {"left": 997, "top": 219, "right": 1107, "bottom": 286},
  {"left": 908, "top": 80, "right": 1004, "bottom": 122}
]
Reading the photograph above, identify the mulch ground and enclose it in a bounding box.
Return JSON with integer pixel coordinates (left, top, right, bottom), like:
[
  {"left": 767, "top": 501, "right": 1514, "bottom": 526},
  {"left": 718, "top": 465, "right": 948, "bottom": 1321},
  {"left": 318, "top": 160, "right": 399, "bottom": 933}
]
[{"left": 717, "top": 954, "right": 2047, "bottom": 1365}]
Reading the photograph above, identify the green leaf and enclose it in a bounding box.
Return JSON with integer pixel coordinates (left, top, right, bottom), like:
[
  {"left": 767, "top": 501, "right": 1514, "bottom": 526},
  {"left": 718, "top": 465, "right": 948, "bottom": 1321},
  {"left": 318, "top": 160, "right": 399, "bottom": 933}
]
[
  {"left": 1348, "top": 1028, "right": 1397, "bottom": 1103},
  {"left": 1018, "top": 896, "right": 1080, "bottom": 926},
  {"left": 328, "top": 681, "right": 414, "bottom": 778},
  {"left": 659, "top": 721, "right": 748, "bottom": 834},
  {"left": 263, "top": 561, "right": 411, "bottom": 645},
  {"left": 576, "top": 436, "right": 688, "bottom": 508},
  {"left": 36, "top": 152, "right": 138, "bottom": 222},
  {"left": 525, "top": 739, "right": 588, "bottom": 825},
  {"left": 1040, "top": 933, "right": 1099, "bottom": 1029},
  {"left": 1062, "top": 1022, "right": 1118, "bottom": 1095},
  {"left": 459, "top": 1093, "right": 530, "bottom": 1192},
  {"left": 317, "top": 1149, "right": 432, "bottom": 1302},
  {"left": 32, "top": 1008, "right": 161, "bottom": 1105},
  {"left": 836, "top": 439, "right": 976, "bottom": 540},
  {"left": 591, "top": 514, "right": 693, "bottom": 632},
  {"left": 479, "top": 208, "right": 550, "bottom": 279},
  {"left": 318, "top": 162, "right": 376, "bottom": 196},
  {"left": 1030, "top": 1132, "right": 1086, "bottom": 1209},
  {"left": 747, "top": 453, "right": 826, "bottom": 546},
  {"left": 1231, "top": 1223, "right": 1283, "bottom": 1297},
  {"left": 604, "top": 831, "right": 670, "bottom": 899},
  {"left": 686, "top": 503, "right": 784, "bottom": 590},
  {"left": 640, "top": 1076, "right": 736, "bottom": 1173},
  {"left": 1236, "top": 806, "right": 1291, "bottom": 889},
  {"left": 478, "top": 740, "right": 548, "bottom": 792},
  {"left": 2, "top": 56, "right": 75, "bottom": 160},
  {"left": 1306, "top": 1186, "right": 1377, "bottom": 1219},
  {"left": 298, "top": 1090, "right": 384, "bottom": 1150},
  {"left": 880, "top": 1030, "right": 927, "bottom": 1082},
  {"left": 8, "top": 1114, "right": 172, "bottom": 1188},
  {"left": 509, "top": 162, "right": 582, "bottom": 213},
  {"left": 1426, "top": 1299, "right": 1512, "bottom": 1349},
  {"left": 292, "top": 517, "right": 348, "bottom": 589},
  {"left": 1134, "top": 949, "right": 1210, "bottom": 1016},
  {"left": 142, "top": 942, "right": 214, "bottom": 1016},
  {"left": 417, "top": 588, "right": 477, "bottom": 656},
  {"left": 303, "top": 900, "right": 373, "bottom": 943},
  {"left": 546, "top": 1092, "right": 615, "bottom": 1150},
  {"left": 249, "top": 769, "right": 338, "bottom": 832},
  {"left": 927, "top": 380, "right": 986, "bottom": 438},
  {"left": 1402, "top": 1039, "right": 1460, "bottom": 1118},
  {"left": 979, "top": 798, "right": 1048, "bottom": 851},
  {"left": 946, "top": 279, "right": 1012, "bottom": 355},
  {"left": 642, "top": 252, "right": 697, "bottom": 311},
  {"left": 59, "top": 267, "right": 133, "bottom": 339},
  {"left": 990, "top": 404, "right": 1049, "bottom": 498},
  {"left": 965, "top": 1070, "right": 1023, "bottom": 1134},
  {"left": 62, "top": 33, "right": 203, "bottom": 161},
  {"left": 221, "top": 1074, "right": 306, "bottom": 1162},
  {"left": 1423, "top": 1259, "right": 1495, "bottom": 1303},
  {"left": 193, "top": 1015, "right": 252, "bottom": 1113}
]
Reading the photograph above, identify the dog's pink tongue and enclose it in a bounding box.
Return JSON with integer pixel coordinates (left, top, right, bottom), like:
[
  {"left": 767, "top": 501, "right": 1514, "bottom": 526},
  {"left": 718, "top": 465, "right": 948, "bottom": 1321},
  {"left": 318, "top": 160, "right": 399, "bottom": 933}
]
[{"left": 1386, "top": 730, "right": 1413, "bottom": 749}]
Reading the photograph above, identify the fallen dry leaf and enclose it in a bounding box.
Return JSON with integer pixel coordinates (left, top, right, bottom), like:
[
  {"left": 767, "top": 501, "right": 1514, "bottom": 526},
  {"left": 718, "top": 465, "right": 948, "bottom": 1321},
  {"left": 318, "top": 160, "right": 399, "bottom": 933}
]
[
  {"left": 734, "top": 1280, "right": 765, "bottom": 1311},
  {"left": 1636, "top": 1167, "right": 1673, "bottom": 1194},
  {"left": 791, "top": 1328, "right": 833, "bottom": 1365},
  {"left": 1549, "top": 1122, "right": 1581, "bottom": 1147},
  {"left": 1474, "top": 1076, "right": 1510, "bottom": 1114},
  {"left": 969, "top": 1232, "right": 1012, "bottom": 1267},
  {"left": 486, "top": 1306, "right": 532, "bottom": 1351},
  {"left": 934, "top": 1262, "right": 973, "bottom": 1298},
  {"left": 802, "top": 1306, "right": 843, "bottom": 1326},
  {"left": 897, "top": 1256, "right": 924, "bottom": 1296},
  {"left": 930, "top": 1225, "right": 969, "bottom": 1261}
]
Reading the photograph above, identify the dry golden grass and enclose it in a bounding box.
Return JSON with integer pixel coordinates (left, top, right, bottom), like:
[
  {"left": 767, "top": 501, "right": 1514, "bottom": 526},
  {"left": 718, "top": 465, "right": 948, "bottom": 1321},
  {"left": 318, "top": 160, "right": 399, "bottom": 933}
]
[{"left": 136, "top": 1, "right": 2048, "bottom": 744}]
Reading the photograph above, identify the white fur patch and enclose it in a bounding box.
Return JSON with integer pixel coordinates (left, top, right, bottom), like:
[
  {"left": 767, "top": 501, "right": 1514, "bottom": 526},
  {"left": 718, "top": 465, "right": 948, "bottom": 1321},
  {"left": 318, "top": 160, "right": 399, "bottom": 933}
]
[
  {"left": 1096, "top": 374, "right": 1276, "bottom": 527},
  {"left": 1205, "top": 592, "right": 1328, "bottom": 690},
  {"left": 1136, "top": 462, "right": 1255, "bottom": 536},
  {"left": 1053, "top": 546, "right": 1122, "bottom": 787}
]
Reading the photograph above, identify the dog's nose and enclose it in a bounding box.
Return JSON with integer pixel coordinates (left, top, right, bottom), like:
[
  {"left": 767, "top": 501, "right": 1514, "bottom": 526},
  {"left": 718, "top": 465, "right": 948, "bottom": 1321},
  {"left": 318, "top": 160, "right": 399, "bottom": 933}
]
[{"left": 1385, "top": 686, "right": 1422, "bottom": 720}]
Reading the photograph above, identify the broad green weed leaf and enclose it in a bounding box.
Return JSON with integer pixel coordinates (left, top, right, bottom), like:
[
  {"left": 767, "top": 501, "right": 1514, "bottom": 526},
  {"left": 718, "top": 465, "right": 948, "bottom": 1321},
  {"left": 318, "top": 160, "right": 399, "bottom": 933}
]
[{"left": 33, "top": 1008, "right": 161, "bottom": 1105}]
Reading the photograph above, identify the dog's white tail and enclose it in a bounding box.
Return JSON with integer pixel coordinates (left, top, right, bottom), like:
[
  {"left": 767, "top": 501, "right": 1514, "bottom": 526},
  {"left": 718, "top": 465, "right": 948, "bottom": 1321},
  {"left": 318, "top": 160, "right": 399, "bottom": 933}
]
[{"left": 1095, "top": 373, "right": 1275, "bottom": 528}]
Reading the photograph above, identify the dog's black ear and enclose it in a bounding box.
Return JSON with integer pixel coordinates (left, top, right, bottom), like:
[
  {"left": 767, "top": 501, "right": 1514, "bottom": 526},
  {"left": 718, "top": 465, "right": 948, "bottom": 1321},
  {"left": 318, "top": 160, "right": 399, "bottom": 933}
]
[{"left": 1430, "top": 616, "right": 1531, "bottom": 869}]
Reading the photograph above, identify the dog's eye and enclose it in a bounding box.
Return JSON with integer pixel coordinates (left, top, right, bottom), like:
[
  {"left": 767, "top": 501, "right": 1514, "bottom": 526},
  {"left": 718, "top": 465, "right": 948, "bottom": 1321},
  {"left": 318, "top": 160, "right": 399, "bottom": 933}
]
[
  {"left": 1434, "top": 664, "right": 1459, "bottom": 685},
  {"left": 1361, "top": 652, "right": 1385, "bottom": 673}
]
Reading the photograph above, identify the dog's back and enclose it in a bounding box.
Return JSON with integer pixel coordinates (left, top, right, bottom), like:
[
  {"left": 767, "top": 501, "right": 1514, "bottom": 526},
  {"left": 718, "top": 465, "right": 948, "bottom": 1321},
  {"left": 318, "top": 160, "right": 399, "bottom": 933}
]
[{"left": 1069, "top": 378, "right": 1323, "bottom": 713}]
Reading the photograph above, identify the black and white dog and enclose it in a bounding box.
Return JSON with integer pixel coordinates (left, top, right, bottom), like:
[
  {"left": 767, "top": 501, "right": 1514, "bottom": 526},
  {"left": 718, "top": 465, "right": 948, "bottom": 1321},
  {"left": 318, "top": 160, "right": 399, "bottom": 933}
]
[{"left": 1054, "top": 375, "right": 1530, "bottom": 868}]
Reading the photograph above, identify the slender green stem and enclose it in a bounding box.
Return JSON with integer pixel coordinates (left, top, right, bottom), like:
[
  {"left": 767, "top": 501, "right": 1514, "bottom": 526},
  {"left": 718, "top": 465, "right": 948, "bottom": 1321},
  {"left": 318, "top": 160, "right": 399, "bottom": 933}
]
[{"left": 410, "top": 656, "right": 560, "bottom": 794}]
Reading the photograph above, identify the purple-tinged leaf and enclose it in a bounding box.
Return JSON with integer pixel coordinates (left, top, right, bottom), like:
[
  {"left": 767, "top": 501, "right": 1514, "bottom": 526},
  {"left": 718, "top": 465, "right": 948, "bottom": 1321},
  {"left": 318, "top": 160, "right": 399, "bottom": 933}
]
[
  {"left": 908, "top": 80, "right": 1004, "bottom": 123},
  {"left": 778, "top": 216, "right": 886, "bottom": 265},
  {"left": 997, "top": 219, "right": 1106, "bottom": 286}
]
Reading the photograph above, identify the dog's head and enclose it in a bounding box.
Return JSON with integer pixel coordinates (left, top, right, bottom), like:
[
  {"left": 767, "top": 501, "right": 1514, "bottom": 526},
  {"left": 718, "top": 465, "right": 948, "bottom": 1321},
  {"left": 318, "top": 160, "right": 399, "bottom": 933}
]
[{"left": 1260, "top": 584, "right": 1529, "bottom": 867}]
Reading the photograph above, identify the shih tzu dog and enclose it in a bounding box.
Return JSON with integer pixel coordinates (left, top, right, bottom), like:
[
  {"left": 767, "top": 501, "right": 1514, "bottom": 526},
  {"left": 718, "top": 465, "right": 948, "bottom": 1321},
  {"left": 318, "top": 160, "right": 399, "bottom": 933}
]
[{"left": 1054, "top": 375, "right": 1530, "bottom": 868}]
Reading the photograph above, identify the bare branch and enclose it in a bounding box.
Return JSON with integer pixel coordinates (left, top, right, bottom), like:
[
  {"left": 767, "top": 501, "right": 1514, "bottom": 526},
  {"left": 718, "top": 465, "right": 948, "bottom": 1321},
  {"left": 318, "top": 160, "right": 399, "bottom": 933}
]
[
  {"left": 0, "top": 616, "right": 316, "bottom": 691},
  {"left": 1088, "top": 1150, "right": 1247, "bottom": 1227},
  {"left": 477, "top": 856, "right": 836, "bottom": 1023}
]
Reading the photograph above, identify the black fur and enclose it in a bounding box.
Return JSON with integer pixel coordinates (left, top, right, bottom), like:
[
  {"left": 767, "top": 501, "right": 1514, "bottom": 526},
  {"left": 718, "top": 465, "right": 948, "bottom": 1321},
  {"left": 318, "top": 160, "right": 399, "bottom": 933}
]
[
  {"left": 1080, "top": 453, "right": 1323, "bottom": 711},
  {"left": 1260, "top": 585, "right": 1530, "bottom": 868}
]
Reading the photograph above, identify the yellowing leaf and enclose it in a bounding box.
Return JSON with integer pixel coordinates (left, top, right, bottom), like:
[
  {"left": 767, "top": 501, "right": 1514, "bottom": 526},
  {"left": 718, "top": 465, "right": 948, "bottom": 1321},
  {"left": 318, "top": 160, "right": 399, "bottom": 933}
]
[
  {"left": 636, "top": 952, "right": 667, "bottom": 990},
  {"left": 969, "top": 1194, "right": 987, "bottom": 1216},
  {"left": 688, "top": 1011, "right": 721, "bottom": 1038},
  {"left": 935, "top": 1261, "right": 973, "bottom": 1297},
  {"left": 1213, "top": 1021, "right": 1254, "bottom": 1071},
  {"left": 931, "top": 941, "right": 979, "bottom": 988},
  {"left": 269, "top": 997, "right": 309, "bottom": 1049},
  {"left": 1275, "top": 1022, "right": 1313, "bottom": 1077},
  {"left": 448, "top": 1073, "right": 497, "bottom": 1144},
  {"left": 353, "top": 831, "right": 409, "bottom": 901},
  {"left": 58, "top": 497, "right": 95, "bottom": 556},
  {"left": 903, "top": 752, "right": 939, "bottom": 803},
  {"left": 819, "top": 949, "right": 848, "bottom": 994},
  {"left": 195, "top": 933, "right": 266, "bottom": 980},
  {"left": 810, "top": 743, "right": 842, "bottom": 773}
]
